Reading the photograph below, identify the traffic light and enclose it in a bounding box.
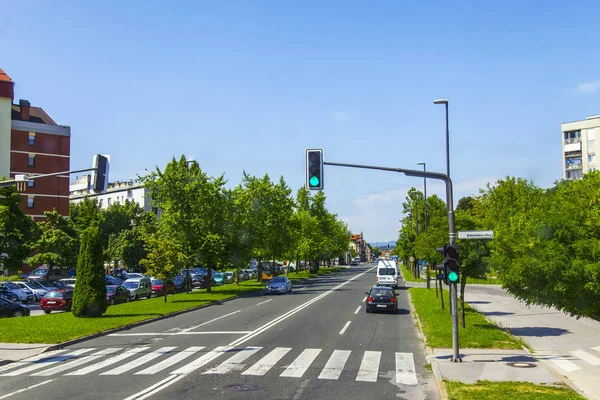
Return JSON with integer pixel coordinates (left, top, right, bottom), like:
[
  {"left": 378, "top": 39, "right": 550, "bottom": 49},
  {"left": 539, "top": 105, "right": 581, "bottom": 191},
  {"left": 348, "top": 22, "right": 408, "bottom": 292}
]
[
  {"left": 305, "top": 148, "right": 324, "bottom": 190},
  {"left": 91, "top": 154, "right": 110, "bottom": 193},
  {"left": 444, "top": 244, "right": 460, "bottom": 285}
]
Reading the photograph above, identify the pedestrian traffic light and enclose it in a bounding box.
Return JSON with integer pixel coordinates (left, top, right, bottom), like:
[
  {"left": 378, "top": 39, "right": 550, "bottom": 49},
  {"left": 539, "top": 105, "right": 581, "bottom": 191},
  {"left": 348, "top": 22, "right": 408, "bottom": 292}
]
[
  {"left": 305, "top": 148, "right": 324, "bottom": 190},
  {"left": 444, "top": 244, "right": 460, "bottom": 285}
]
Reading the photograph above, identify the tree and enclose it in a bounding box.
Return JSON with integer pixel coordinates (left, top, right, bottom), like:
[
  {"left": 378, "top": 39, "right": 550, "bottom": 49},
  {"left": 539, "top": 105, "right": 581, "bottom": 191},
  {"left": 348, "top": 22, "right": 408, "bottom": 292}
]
[
  {"left": 107, "top": 211, "right": 157, "bottom": 271},
  {"left": 72, "top": 226, "right": 107, "bottom": 317},
  {"left": 70, "top": 198, "right": 104, "bottom": 234},
  {"left": 371, "top": 246, "right": 381, "bottom": 258},
  {"left": 0, "top": 186, "right": 36, "bottom": 274},
  {"left": 140, "top": 234, "right": 184, "bottom": 302},
  {"left": 28, "top": 210, "right": 79, "bottom": 271}
]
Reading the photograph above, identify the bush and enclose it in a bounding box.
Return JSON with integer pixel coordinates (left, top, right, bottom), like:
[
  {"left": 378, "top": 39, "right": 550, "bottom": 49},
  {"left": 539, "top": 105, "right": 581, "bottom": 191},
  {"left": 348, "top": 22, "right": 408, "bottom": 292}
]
[{"left": 72, "top": 226, "right": 107, "bottom": 317}]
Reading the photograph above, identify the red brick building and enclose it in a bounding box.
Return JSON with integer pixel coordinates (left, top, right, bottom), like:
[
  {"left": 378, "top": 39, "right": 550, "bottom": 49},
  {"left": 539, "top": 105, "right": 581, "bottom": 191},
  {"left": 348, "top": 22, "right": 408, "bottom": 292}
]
[{"left": 0, "top": 68, "right": 71, "bottom": 220}]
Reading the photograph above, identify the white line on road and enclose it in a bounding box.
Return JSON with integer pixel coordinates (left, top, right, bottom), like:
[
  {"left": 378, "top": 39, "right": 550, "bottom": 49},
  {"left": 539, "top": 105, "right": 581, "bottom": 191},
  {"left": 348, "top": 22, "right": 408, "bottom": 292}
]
[
  {"left": 108, "top": 330, "right": 250, "bottom": 337},
  {"left": 339, "top": 321, "right": 351, "bottom": 335},
  {"left": 135, "top": 346, "right": 205, "bottom": 375},
  {"left": 1, "top": 348, "right": 95, "bottom": 376},
  {"left": 203, "top": 347, "right": 263, "bottom": 374},
  {"left": 101, "top": 347, "right": 177, "bottom": 375},
  {"left": 571, "top": 350, "right": 600, "bottom": 366},
  {"left": 318, "top": 350, "right": 351, "bottom": 380},
  {"left": 170, "top": 346, "right": 227, "bottom": 375},
  {"left": 0, "top": 350, "right": 66, "bottom": 374},
  {"left": 540, "top": 355, "right": 581, "bottom": 372},
  {"left": 592, "top": 345, "right": 600, "bottom": 353},
  {"left": 123, "top": 375, "right": 183, "bottom": 400},
  {"left": 0, "top": 379, "right": 55, "bottom": 400},
  {"left": 395, "top": 352, "right": 418, "bottom": 385},
  {"left": 67, "top": 347, "right": 150, "bottom": 375},
  {"left": 280, "top": 348, "right": 322, "bottom": 378},
  {"left": 242, "top": 347, "right": 292, "bottom": 376},
  {"left": 31, "top": 348, "right": 121, "bottom": 376},
  {"left": 362, "top": 296, "right": 367, "bottom": 302},
  {"left": 356, "top": 351, "right": 382, "bottom": 382},
  {"left": 179, "top": 310, "right": 241, "bottom": 332},
  {"left": 354, "top": 306, "right": 361, "bottom": 314},
  {"left": 256, "top": 299, "right": 273, "bottom": 306},
  {"left": 177, "top": 331, "right": 252, "bottom": 335}
]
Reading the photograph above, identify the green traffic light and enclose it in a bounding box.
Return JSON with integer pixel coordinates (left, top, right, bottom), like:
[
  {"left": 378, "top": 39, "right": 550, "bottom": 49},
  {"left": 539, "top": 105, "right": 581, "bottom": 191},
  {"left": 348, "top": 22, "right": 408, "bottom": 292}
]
[
  {"left": 309, "top": 176, "right": 320, "bottom": 186},
  {"left": 447, "top": 271, "right": 459, "bottom": 283}
]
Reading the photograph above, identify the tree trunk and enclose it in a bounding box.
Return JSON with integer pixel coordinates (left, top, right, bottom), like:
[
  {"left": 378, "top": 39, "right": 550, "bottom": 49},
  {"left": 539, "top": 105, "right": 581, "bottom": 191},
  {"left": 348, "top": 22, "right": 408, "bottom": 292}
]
[
  {"left": 257, "top": 259, "right": 262, "bottom": 282},
  {"left": 206, "top": 263, "right": 212, "bottom": 293},
  {"left": 460, "top": 275, "right": 467, "bottom": 328},
  {"left": 439, "top": 279, "right": 445, "bottom": 310},
  {"left": 163, "top": 284, "right": 167, "bottom": 302},
  {"left": 236, "top": 265, "right": 240, "bottom": 285}
]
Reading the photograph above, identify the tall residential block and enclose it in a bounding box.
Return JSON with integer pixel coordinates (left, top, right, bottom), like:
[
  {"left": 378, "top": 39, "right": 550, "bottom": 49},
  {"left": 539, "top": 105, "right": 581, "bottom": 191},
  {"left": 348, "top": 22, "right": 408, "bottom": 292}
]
[{"left": 561, "top": 115, "right": 600, "bottom": 180}]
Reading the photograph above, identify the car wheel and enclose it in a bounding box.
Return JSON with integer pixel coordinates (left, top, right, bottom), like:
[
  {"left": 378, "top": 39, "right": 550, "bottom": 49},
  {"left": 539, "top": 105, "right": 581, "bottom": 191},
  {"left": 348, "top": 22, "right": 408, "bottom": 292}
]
[
  {"left": 44, "top": 310, "right": 51, "bottom": 314},
  {"left": 12, "top": 310, "right": 24, "bottom": 317},
  {"left": 110, "top": 298, "right": 115, "bottom": 306},
  {"left": 366, "top": 307, "right": 370, "bottom": 313},
  {"left": 134, "top": 294, "right": 139, "bottom": 301},
  {"left": 126, "top": 296, "right": 131, "bottom": 303}
]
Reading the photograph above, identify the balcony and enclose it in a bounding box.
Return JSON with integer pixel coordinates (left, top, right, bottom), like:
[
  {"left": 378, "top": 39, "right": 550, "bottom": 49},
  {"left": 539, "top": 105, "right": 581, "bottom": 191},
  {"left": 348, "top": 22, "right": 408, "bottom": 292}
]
[{"left": 564, "top": 142, "right": 582, "bottom": 152}]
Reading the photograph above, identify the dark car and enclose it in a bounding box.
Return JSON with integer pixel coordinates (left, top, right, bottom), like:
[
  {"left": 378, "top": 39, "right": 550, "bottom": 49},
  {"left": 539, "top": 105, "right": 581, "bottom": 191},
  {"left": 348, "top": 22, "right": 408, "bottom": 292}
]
[
  {"left": 106, "top": 285, "right": 131, "bottom": 305},
  {"left": 0, "top": 288, "right": 19, "bottom": 302},
  {"left": 0, "top": 297, "right": 30, "bottom": 318},
  {"left": 191, "top": 273, "right": 215, "bottom": 289},
  {"left": 105, "top": 275, "right": 124, "bottom": 286},
  {"left": 365, "top": 286, "right": 398, "bottom": 313},
  {"left": 40, "top": 289, "right": 73, "bottom": 314}
]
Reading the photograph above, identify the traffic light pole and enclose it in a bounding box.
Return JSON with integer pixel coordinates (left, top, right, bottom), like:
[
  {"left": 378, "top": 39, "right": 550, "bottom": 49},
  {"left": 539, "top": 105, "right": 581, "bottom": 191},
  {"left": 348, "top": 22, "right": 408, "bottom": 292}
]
[
  {"left": 324, "top": 160, "right": 461, "bottom": 362},
  {"left": 0, "top": 168, "right": 98, "bottom": 188}
]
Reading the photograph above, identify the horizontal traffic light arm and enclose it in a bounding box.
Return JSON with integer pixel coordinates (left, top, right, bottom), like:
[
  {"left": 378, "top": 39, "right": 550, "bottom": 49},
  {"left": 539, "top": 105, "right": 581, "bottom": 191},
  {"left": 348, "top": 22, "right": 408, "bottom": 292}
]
[{"left": 0, "top": 167, "right": 99, "bottom": 188}]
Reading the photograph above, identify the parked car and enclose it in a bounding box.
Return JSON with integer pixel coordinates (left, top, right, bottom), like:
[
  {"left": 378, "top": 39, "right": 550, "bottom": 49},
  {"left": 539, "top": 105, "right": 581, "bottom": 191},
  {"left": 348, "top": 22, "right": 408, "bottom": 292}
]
[
  {"left": 212, "top": 273, "right": 225, "bottom": 286},
  {"left": 0, "top": 282, "right": 35, "bottom": 303},
  {"left": 173, "top": 274, "right": 186, "bottom": 292},
  {"left": 40, "top": 289, "right": 73, "bottom": 314},
  {"left": 59, "top": 278, "right": 76, "bottom": 288},
  {"left": 191, "top": 273, "right": 215, "bottom": 289},
  {"left": 151, "top": 279, "right": 176, "bottom": 296},
  {"left": 122, "top": 277, "right": 152, "bottom": 300},
  {"left": 106, "top": 285, "right": 131, "bottom": 305},
  {"left": 27, "top": 265, "right": 73, "bottom": 282},
  {"left": 223, "top": 272, "right": 234, "bottom": 284},
  {"left": 34, "top": 280, "right": 60, "bottom": 291},
  {"left": 264, "top": 276, "right": 292, "bottom": 294},
  {"left": 14, "top": 281, "right": 47, "bottom": 301},
  {"left": 365, "top": 286, "right": 398, "bottom": 314},
  {"left": 243, "top": 269, "right": 256, "bottom": 279},
  {"left": 0, "top": 287, "right": 19, "bottom": 302},
  {"left": 105, "top": 275, "right": 124, "bottom": 286},
  {"left": 0, "top": 297, "right": 30, "bottom": 318},
  {"left": 124, "top": 273, "right": 145, "bottom": 279}
]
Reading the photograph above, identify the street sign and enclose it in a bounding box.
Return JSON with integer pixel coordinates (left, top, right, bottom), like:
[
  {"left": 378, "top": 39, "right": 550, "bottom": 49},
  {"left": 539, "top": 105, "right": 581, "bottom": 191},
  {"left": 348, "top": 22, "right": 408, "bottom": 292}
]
[
  {"left": 418, "top": 260, "right": 423, "bottom": 266},
  {"left": 458, "top": 230, "right": 494, "bottom": 240},
  {"left": 409, "top": 256, "right": 415, "bottom": 262},
  {"left": 436, "top": 274, "right": 445, "bottom": 280}
]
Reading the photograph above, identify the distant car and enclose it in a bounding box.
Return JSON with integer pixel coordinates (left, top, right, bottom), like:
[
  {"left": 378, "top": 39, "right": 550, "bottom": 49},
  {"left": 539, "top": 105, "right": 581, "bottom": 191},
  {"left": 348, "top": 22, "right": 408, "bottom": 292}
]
[
  {"left": 365, "top": 286, "right": 398, "bottom": 314},
  {"left": 376, "top": 259, "right": 400, "bottom": 289},
  {"left": 0, "top": 297, "right": 30, "bottom": 318},
  {"left": 106, "top": 285, "right": 131, "bottom": 305},
  {"left": 0, "top": 287, "right": 19, "bottom": 302},
  {"left": 151, "top": 279, "right": 176, "bottom": 296},
  {"left": 122, "top": 277, "right": 152, "bottom": 300},
  {"left": 105, "top": 275, "right": 124, "bottom": 286},
  {"left": 34, "top": 280, "right": 60, "bottom": 291},
  {"left": 265, "top": 276, "right": 292, "bottom": 294},
  {"left": 0, "top": 282, "right": 35, "bottom": 303},
  {"left": 173, "top": 274, "right": 186, "bottom": 292},
  {"left": 40, "top": 289, "right": 73, "bottom": 314},
  {"left": 27, "top": 266, "right": 72, "bottom": 282},
  {"left": 223, "top": 272, "right": 234, "bottom": 284},
  {"left": 124, "top": 273, "right": 145, "bottom": 279},
  {"left": 212, "top": 273, "right": 225, "bottom": 286},
  {"left": 59, "top": 278, "right": 76, "bottom": 288},
  {"left": 14, "top": 281, "right": 47, "bottom": 301}
]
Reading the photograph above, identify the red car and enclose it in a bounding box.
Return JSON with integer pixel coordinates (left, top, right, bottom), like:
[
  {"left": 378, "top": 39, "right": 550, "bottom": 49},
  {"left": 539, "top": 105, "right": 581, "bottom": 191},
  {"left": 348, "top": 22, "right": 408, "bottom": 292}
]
[
  {"left": 40, "top": 289, "right": 73, "bottom": 314},
  {"left": 151, "top": 279, "right": 176, "bottom": 296},
  {"left": 106, "top": 285, "right": 131, "bottom": 305}
]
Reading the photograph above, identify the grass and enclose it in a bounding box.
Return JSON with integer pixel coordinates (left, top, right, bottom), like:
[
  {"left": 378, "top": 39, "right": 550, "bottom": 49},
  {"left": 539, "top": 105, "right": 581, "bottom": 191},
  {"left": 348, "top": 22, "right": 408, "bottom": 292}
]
[
  {"left": 445, "top": 381, "right": 585, "bottom": 400},
  {"left": 286, "top": 267, "right": 344, "bottom": 281},
  {"left": 402, "top": 263, "right": 502, "bottom": 285},
  {"left": 466, "top": 276, "right": 502, "bottom": 285},
  {"left": 400, "top": 264, "right": 421, "bottom": 282},
  {"left": 409, "top": 287, "right": 523, "bottom": 349}
]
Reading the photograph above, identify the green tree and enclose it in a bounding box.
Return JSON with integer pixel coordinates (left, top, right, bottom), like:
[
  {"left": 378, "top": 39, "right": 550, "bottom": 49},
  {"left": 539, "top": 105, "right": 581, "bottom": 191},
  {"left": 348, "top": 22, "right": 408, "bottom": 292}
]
[
  {"left": 140, "top": 234, "right": 184, "bottom": 302},
  {"left": 107, "top": 211, "right": 157, "bottom": 271},
  {"left": 70, "top": 198, "right": 103, "bottom": 234},
  {"left": 28, "top": 210, "right": 79, "bottom": 270},
  {"left": 72, "top": 226, "right": 107, "bottom": 317},
  {"left": 0, "top": 186, "right": 36, "bottom": 274}
]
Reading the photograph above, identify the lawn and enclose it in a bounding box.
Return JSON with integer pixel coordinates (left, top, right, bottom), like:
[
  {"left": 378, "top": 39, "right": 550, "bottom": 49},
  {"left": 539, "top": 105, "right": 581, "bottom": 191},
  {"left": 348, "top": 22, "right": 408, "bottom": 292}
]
[
  {"left": 400, "top": 264, "right": 421, "bottom": 282},
  {"left": 445, "top": 381, "right": 584, "bottom": 400},
  {"left": 286, "top": 267, "right": 344, "bottom": 281},
  {"left": 0, "top": 280, "right": 265, "bottom": 344},
  {"left": 402, "top": 263, "right": 501, "bottom": 285},
  {"left": 409, "top": 288, "right": 523, "bottom": 349}
]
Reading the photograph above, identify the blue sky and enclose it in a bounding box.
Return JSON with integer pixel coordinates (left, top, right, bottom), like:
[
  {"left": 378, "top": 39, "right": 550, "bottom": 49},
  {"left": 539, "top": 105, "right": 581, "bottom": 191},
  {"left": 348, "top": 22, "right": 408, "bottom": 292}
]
[{"left": 2, "top": 1, "right": 600, "bottom": 242}]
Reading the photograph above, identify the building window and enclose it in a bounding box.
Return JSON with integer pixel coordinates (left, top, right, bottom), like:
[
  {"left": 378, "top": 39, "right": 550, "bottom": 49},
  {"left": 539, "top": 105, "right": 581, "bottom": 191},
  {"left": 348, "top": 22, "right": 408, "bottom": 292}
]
[
  {"left": 27, "top": 197, "right": 34, "bottom": 209},
  {"left": 28, "top": 154, "right": 35, "bottom": 167},
  {"left": 108, "top": 198, "right": 112, "bottom": 206},
  {"left": 99, "top": 199, "right": 103, "bottom": 207},
  {"left": 589, "top": 128, "right": 596, "bottom": 141},
  {"left": 28, "top": 132, "right": 35, "bottom": 146},
  {"left": 588, "top": 141, "right": 595, "bottom": 153},
  {"left": 589, "top": 154, "right": 596, "bottom": 163},
  {"left": 564, "top": 130, "right": 581, "bottom": 143},
  {"left": 27, "top": 180, "right": 34, "bottom": 188}
]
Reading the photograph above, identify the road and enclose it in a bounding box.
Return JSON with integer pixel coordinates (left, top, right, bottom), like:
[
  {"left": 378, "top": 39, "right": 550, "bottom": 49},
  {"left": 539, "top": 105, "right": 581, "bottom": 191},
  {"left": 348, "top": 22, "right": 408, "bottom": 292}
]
[{"left": 0, "top": 264, "right": 438, "bottom": 400}]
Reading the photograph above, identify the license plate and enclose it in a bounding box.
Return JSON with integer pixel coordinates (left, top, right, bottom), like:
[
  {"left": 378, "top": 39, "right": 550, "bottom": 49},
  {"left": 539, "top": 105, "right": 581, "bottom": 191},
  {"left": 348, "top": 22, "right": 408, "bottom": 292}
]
[
  {"left": 47, "top": 301, "right": 56, "bottom": 304},
  {"left": 376, "top": 305, "right": 386, "bottom": 308}
]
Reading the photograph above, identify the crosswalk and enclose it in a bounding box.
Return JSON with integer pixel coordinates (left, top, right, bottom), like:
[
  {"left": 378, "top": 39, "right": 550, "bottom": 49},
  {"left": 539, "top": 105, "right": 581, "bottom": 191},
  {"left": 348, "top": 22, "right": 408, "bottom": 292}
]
[
  {"left": 0, "top": 345, "right": 419, "bottom": 385},
  {"left": 537, "top": 345, "right": 600, "bottom": 374}
]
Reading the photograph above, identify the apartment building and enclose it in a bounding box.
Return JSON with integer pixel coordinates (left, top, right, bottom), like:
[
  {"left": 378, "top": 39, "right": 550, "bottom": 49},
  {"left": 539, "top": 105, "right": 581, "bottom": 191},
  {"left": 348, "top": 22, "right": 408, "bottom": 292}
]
[
  {"left": 0, "top": 68, "right": 71, "bottom": 220},
  {"left": 561, "top": 115, "right": 600, "bottom": 180}
]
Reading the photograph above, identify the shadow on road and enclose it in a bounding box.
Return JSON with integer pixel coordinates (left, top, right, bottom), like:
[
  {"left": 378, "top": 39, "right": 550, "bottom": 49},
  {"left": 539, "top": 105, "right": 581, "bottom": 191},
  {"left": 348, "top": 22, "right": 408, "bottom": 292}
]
[
  {"left": 468, "top": 301, "right": 491, "bottom": 304},
  {"left": 482, "top": 311, "right": 515, "bottom": 316},
  {"left": 508, "top": 326, "right": 571, "bottom": 337}
]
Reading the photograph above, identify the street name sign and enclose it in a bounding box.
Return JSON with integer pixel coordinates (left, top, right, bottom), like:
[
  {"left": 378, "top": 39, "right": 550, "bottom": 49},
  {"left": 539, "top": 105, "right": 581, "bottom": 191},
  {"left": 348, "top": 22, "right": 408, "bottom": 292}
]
[{"left": 458, "top": 230, "right": 494, "bottom": 240}]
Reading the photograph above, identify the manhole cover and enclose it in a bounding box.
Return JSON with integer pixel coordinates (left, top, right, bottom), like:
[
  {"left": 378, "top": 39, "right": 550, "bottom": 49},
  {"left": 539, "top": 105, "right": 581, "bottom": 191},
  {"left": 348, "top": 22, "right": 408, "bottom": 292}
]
[
  {"left": 223, "top": 384, "right": 261, "bottom": 392},
  {"left": 506, "top": 362, "right": 537, "bottom": 368}
]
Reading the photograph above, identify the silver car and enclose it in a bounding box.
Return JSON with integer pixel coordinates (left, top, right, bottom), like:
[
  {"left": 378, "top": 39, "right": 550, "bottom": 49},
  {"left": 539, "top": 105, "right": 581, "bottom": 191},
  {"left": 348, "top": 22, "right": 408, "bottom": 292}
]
[
  {"left": 0, "top": 282, "right": 36, "bottom": 303},
  {"left": 14, "top": 281, "right": 47, "bottom": 301},
  {"left": 264, "top": 276, "right": 292, "bottom": 294}
]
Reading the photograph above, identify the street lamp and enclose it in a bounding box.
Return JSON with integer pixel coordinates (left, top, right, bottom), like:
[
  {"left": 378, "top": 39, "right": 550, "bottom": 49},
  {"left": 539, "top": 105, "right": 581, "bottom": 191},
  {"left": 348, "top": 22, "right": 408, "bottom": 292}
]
[
  {"left": 433, "top": 99, "right": 450, "bottom": 178},
  {"left": 417, "top": 161, "right": 428, "bottom": 288}
]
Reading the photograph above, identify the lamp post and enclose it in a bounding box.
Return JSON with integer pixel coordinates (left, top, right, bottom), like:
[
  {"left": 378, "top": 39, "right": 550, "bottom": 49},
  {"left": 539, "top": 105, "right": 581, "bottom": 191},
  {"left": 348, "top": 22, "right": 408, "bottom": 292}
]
[
  {"left": 433, "top": 99, "right": 450, "bottom": 177},
  {"left": 417, "top": 161, "right": 428, "bottom": 288}
]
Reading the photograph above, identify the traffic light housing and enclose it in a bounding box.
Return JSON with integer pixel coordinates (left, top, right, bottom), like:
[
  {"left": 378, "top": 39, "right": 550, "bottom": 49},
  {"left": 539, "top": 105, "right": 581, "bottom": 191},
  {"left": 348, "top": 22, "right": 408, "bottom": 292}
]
[
  {"left": 305, "top": 148, "right": 324, "bottom": 190},
  {"left": 91, "top": 154, "right": 110, "bottom": 193},
  {"left": 444, "top": 244, "right": 460, "bottom": 285}
]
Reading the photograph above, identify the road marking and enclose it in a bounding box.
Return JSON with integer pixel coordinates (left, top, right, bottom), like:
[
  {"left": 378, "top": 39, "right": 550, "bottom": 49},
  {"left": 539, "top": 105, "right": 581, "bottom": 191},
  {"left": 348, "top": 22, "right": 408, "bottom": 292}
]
[
  {"left": 177, "top": 331, "right": 252, "bottom": 335},
  {"left": 0, "top": 350, "right": 66, "bottom": 374},
  {"left": 339, "top": 321, "right": 351, "bottom": 335},
  {"left": 318, "top": 350, "right": 351, "bottom": 380},
  {"left": 592, "top": 345, "right": 600, "bottom": 353},
  {"left": 101, "top": 347, "right": 177, "bottom": 375},
  {"left": 242, "top": 347, "right": 292, "bottom": 376},
  {"left": 1, "top": 348, "right": 94, "bottom": 376},
  {"left": 571, "top": 350, "right": 600, "bottom": 366},
  {"left": 395, "top": 352, "right": 418, "bottom": 385},
  {"left": 179, "top": 310, "right": 241, "bottom": 332},
  {"left": 0, "top": 379, "right": 55, "bottom": 399},
  {"left": 356, "top": 351, "right": 381, "bottom": 382},
  {"left": 67, "top": 347, "right": 150, "bottom": 375},
  {"left": 31, "top": 348, "right": 121, "bottom": 376},
  {"left": 203, "top": 347, "right": 263, "bottom": 374},
  {"left": 170, "top": 346, "right": 227, "bottom": 375},
  {"left": 362, "top": 296, "right": 367, "bottom": 302},
  {"left": 280, "top": 348, "right": 322, "bottom": 378},
  {"left": 256, "top": 299, "right": 273, "bottom": 306},
  {"left": 122, "top": 374, "right": 183, "bottom": 400},
  {"left": 354, "top": 306, "right": 361, "bottom": 314},
  {"left": 541, "top": 355, "right": 581, "bottom": 372},
  {"left": 135, "top": 346, "right": 205, "bottom": 375}
]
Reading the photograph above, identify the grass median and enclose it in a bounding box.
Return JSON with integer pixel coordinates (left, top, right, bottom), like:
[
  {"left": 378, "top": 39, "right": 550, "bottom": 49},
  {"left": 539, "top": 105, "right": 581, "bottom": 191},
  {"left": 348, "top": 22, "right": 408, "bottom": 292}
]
[
  {"left": 409, "top": 287, "right": 523, "bottom": 349},
  {"left": 287, "top": 267, "right": 345, "bottom": 281},
  {"left": 445, "top": 381, "right": 585, "bottom": 400},
  {"left": 0, "top": 280, "right": 265, "bottom": 344}
]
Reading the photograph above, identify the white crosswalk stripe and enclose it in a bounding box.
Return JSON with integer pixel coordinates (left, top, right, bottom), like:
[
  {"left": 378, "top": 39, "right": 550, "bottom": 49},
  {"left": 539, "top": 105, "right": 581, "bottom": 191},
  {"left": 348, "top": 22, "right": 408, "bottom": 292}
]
[
  {"left": 395, "top": 352, "right": 418, "bottom": 385},
  {"left": 356, "top": 351, "right": 381, "bottom": 382},
  {"left": 571, "top": 350, "right": 600, "bottom": 366},
  {"left": 66, "top": 347, "right": 150, "bottom": 376},
  {"left": 170, "top": 346, "right": 227, "bottom": 375},
  {"left": 280, "top": 348, "right": 321, "bottom": 378},
  {"left": 203, "top": 347, "right": 262, "bottom": 375},
  {"left": 0, "top": 350, "right": 67, "bottom": 374},
  {"left": 101, "top": 347, "right": 177, "bottom": 375},
  {"left": 318, "top": 350, "right": 351, "bottom": 380},
  {"left": 1, "top": 348, "right": 94, "bottom": 377},
  {"left": 241, "top": 347, "right": 292, "bottom": 376},
  {"left": 540, "top": 355, "right": 581, "bottom": 372},
  {"left": 135, "top": 346, "right": 205, "bottom": 375},
  {"left": 32, "top": 348, "right": 121, "bottom": 376}
]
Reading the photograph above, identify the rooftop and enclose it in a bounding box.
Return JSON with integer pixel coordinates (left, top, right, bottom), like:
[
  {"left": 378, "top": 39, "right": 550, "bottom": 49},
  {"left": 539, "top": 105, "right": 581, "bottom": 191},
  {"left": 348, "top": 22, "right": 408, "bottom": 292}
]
[
  {"left": 12, "top": 104, "right": 57, "bottom": 125},
  {"left": 0, "top": 68, "right": 13, "bottom": 83}
]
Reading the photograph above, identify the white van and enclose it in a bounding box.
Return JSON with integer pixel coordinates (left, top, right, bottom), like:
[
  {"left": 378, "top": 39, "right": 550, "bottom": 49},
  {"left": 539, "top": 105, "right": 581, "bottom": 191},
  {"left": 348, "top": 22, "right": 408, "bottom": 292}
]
[
  {"left": 376, "top": 259, "right": 400, "bottom": 288},
  {"left": 122, "top": 277, "right": 152, "bottom": 300}
]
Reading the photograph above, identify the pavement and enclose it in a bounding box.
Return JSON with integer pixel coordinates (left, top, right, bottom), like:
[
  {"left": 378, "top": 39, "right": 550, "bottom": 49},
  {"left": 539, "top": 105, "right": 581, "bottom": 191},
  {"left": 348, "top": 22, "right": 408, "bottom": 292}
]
[{"left": 0, "top": 264, "right": 439, "bottom": 400}]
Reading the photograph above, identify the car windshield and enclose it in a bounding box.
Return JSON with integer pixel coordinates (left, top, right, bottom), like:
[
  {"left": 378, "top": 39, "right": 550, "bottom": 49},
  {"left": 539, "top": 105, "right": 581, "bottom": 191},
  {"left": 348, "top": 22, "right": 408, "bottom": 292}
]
[
  {"left": 123, "top": 281, "right": 139, "bottom": 289},
  {"left": 26, "top": 281, "right": 43, "bottom": 289},
  {"left": 32, "top": 268, "right": 48, "bottom": 276},
  {"left": 44, "top": 291, "right": 64, "bottom": 298},
  {"left": 270, "top": 277, "right": 286, "bottom": 283},
  {"left": 213, "top": 273, "right": 223, "bottom": 278},
  {"left": 371, "top": 289, "right": 393, "bottom": 296},
  {"left": 106, "top": 287, "right": 116, "bottom": 293},
  {"left": 3, "top": 282, "right": 19, "bottom": 290},
  {"left": 378, "top": 268, "right": 396, "bottom": 276},
  {"left": 152, "top": 279, "right": 163, "bottom": 285}
]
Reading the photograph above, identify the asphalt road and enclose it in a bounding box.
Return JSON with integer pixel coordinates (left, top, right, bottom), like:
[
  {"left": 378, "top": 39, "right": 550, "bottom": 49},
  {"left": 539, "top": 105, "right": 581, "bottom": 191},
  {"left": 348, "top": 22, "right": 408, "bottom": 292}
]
[{"left": 0, "top": 263, "right": 439, "bottom": 400}]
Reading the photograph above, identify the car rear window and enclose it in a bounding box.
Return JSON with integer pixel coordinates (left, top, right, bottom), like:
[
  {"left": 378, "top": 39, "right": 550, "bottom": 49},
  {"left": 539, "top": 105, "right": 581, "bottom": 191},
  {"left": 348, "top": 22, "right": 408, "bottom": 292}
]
[
  {"left": 378, "top": 268, "right": 396, "bottom": 276},
  {"left": 44, "top": 291, "right": 64, "bottom": 298},
  {"left": 371, "top": 289, "right": 393, "bottom": 296}
]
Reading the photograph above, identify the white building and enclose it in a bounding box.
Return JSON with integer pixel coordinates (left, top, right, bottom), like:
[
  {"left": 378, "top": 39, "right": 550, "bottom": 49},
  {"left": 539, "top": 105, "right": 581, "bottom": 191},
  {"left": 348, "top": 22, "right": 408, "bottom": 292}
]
[
  {"left": 69, "top": 175, "right": 158, "bottom": 216},
  {"left": 561, "top": 115, "right": 600, "bottom": 180}
]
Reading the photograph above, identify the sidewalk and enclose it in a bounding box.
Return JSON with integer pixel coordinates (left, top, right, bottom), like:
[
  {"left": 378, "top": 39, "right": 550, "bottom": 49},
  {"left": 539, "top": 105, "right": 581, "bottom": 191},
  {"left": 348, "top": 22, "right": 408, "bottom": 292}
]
[{"left": 0, "top": 343, "right": 54, "bottom": 364}]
